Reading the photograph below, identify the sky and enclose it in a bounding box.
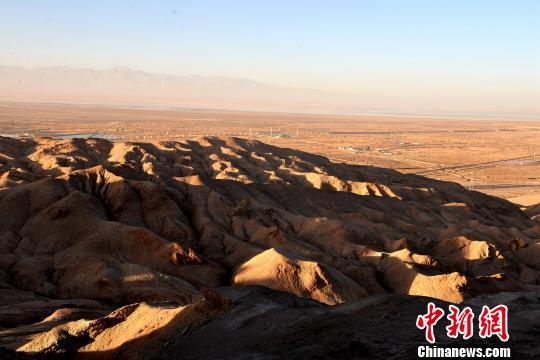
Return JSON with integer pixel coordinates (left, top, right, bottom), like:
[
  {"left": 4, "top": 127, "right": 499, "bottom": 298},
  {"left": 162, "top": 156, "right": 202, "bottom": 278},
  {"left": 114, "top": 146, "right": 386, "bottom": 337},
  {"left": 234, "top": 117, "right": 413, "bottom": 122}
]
[{"left": 0, "top": 0, "right": 539, "bottom": 117}]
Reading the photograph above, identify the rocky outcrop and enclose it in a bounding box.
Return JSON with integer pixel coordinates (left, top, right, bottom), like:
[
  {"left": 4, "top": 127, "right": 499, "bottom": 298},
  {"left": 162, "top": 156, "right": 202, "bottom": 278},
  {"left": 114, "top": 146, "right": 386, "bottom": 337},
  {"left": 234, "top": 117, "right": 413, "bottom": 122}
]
[{"left": 232, "top": 248, "right": 367, "bottom": 304}]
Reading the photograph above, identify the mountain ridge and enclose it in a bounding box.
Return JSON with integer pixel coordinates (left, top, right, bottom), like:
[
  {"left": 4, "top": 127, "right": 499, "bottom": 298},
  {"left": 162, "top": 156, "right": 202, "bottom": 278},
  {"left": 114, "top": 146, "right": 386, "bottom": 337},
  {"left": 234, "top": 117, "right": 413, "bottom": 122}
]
[{"left": 0, "top": 64, "right": 347, "bottom": 113}]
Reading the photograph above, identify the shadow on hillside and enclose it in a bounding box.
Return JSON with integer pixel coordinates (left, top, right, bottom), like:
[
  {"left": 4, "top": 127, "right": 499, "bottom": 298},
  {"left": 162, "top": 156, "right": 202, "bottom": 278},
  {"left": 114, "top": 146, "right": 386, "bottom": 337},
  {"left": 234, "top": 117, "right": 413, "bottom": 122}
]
[{"left": 16, "top": 287, "right": 540, "bottom": 359}]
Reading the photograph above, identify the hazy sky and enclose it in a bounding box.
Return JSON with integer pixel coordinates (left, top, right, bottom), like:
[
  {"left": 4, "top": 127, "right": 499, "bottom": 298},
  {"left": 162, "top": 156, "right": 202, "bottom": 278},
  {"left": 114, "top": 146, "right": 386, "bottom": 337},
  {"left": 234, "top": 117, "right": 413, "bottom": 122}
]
[{"left": 1, "top": 0, "right": 539, "bottom": 116}]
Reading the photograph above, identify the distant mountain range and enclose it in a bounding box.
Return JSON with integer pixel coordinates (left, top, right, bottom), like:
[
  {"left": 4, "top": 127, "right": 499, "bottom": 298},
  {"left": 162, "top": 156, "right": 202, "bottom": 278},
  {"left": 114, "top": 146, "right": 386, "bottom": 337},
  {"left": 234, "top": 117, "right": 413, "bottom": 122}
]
[
  {"left": 2, "top": 64, "right": 538, "bottom": 119},
  {"left": 0, "top": 64, "right": 353, "bottom": 113}
]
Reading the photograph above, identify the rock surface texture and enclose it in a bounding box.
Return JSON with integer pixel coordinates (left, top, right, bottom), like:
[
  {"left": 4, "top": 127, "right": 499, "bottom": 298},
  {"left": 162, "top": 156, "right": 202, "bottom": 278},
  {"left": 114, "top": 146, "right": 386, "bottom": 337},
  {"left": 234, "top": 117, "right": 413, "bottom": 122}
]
[{"left": 0, "top": 136, "right": 539, "bottom": 359}]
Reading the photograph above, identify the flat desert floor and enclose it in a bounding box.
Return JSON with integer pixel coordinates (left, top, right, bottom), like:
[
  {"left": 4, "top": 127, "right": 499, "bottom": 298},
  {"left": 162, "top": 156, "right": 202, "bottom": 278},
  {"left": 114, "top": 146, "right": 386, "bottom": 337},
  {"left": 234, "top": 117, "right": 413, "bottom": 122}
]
[{"left": 1, "top": 101, "right": 539, "bottom": 204}]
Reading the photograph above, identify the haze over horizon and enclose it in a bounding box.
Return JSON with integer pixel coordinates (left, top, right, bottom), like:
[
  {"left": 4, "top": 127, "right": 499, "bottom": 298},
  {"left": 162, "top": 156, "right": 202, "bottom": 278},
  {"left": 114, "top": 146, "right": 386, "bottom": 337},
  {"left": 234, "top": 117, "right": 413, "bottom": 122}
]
[{"left": 1, "top": 0, "right": 538, "bottom": 118}]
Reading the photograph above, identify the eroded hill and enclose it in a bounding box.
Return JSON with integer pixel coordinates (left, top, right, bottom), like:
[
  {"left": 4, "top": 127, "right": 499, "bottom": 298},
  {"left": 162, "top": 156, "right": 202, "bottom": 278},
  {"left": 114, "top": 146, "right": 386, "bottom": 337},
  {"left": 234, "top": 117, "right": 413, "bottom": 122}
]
[{"left": 0, "top": 136, "right": 539, "bottom": 358}]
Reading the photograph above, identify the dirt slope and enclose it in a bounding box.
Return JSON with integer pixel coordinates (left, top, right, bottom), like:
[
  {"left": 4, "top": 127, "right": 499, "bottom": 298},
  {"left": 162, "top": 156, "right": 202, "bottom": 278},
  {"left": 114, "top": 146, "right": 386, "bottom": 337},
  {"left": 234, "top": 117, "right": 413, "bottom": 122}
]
[{"left": 13, "top": 287, "right": 540, "bottom": 359}]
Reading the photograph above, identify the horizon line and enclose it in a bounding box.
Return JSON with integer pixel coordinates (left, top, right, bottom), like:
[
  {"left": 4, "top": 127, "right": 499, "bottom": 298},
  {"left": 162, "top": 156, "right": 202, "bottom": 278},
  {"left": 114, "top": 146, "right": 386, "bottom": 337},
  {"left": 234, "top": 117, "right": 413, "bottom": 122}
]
[{"left": 2, "top": 100, "right": 539, "bottom": 122}]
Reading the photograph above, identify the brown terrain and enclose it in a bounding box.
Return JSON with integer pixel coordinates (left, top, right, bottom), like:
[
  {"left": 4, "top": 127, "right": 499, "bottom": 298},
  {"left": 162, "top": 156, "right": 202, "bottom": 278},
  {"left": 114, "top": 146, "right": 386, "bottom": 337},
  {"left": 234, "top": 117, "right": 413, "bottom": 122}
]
[
  {"left": 2, "top": 101, "right": 540, "bottom": 202},
  {"left": 0, "top": 128, "right": 539, "bottom": 358}
]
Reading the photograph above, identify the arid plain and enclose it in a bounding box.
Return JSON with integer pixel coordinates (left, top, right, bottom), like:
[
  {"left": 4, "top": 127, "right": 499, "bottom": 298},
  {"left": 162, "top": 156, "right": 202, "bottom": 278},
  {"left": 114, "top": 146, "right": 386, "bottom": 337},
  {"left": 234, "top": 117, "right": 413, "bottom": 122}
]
[{"left": 2, "top": 101, "right": 539, "bottom": 204}]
